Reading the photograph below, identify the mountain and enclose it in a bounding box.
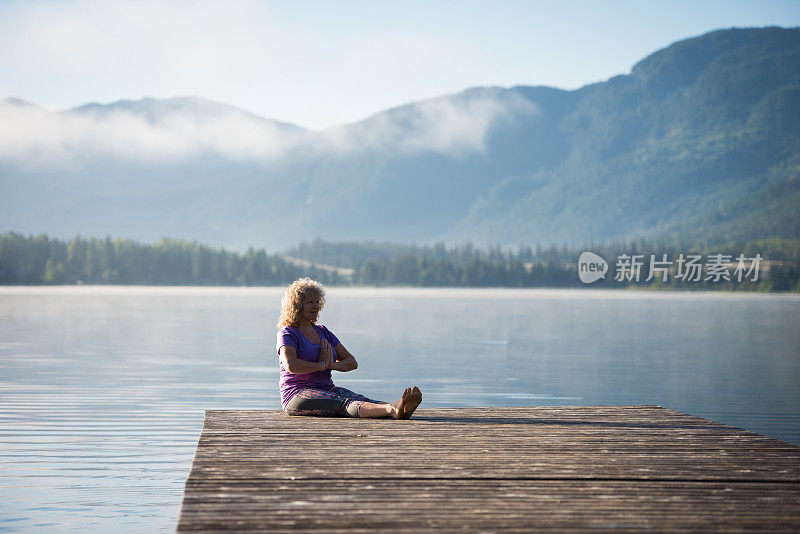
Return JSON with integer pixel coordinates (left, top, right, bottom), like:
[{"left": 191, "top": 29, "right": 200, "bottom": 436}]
[
  {"left": 457, "top": 27, "right": 800, "bottom": 247},
  {"left": 71, "top": 96, "right": 308, "bottom": 133},
  {"left": 1, "top": 26, "right": 798, "bottom": 251}
]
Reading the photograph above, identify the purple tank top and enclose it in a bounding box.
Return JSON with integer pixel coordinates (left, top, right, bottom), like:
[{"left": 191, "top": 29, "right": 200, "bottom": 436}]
[{"left": 276, "top": 324, "right": 341, "bottom": 408}]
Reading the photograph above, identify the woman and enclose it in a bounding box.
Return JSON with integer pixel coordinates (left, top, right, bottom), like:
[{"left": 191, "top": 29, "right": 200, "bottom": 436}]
[{"left": 276, "top": 277, "right": 422, "bottom": 418}]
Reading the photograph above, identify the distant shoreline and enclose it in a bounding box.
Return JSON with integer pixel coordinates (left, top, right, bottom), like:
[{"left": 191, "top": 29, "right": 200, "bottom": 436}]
[
  {"left": 1, "top": 284, "right": 797, "bottom": 295},
  {"left": 2, "top": 231, "right": 798, "bottom": 292}
]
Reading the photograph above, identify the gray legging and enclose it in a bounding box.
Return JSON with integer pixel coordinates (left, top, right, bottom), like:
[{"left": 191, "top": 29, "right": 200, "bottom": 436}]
[{"left": 284, "top": 386, "right": 386, "bottom": 417}]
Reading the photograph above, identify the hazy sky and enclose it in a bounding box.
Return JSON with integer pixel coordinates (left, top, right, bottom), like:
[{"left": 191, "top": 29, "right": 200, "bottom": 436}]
[{"left": 2, "top": 0, "right": 799, "bottom": 130}]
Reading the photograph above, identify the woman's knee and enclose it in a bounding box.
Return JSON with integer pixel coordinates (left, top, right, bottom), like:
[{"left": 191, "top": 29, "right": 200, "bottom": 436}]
[{"left": 345, "top": 400, "right": 362, "bottom": 418}]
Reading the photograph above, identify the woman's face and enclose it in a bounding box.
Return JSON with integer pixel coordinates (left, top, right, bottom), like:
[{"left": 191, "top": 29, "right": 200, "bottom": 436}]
[{"left": 300, "top": 294, "right": 321, "bottom": 323}]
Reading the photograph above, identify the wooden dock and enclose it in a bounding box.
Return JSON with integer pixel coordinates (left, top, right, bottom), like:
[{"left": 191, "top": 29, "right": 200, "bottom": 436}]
[{"left": 177, "top": 406, "right": 800, "bottom": 532}]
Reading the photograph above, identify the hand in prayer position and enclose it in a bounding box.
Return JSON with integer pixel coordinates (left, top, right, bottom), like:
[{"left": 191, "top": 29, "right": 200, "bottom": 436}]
[{"left": 320, "top": 338, "right": 335, "bottom": 370}]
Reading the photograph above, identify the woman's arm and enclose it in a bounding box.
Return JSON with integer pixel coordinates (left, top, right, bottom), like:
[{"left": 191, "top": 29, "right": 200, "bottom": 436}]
[
  {"left": 329, "top": 342, "right": 358, "bottom": 372},
  {"left": 279, "top": 345, "right": 327, "bottom": 374}
]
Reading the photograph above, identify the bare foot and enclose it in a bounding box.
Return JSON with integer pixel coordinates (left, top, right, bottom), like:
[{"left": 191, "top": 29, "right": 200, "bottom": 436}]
[
  {"left": 401, "top": 386, "right": 422, "bottom": 419},
  {"left": 390, "top": 388, "right": 412, "bottom": 419}
]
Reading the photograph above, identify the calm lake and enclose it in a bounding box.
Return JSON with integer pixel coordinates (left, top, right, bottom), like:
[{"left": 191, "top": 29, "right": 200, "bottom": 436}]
[{"left": 1, "top": 286, "right": 799, "bottom": 532}]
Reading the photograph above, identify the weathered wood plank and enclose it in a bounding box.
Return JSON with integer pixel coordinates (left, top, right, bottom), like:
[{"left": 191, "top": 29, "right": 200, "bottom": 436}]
[
  {"left": 177, "top": 406, "right": 800, "bottom": 532},
  {"left": 179, "top": 481, "right": 800, "bottom": 532}
]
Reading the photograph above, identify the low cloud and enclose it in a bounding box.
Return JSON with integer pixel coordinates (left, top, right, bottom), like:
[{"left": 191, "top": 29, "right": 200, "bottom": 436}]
[
  {"left": 0, "top": 99, "right": 307, "bottom": 169},
  {"left": 0, "top": 92, "right": 538, "bottom": 169},
  {"left": 322, "top": 92, "right": 539, "bottom": 156}
]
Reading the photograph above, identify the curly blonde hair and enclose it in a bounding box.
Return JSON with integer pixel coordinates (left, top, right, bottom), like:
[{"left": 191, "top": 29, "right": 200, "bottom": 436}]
[{"left": 277, "top": 277, "right": 326, "bottom": 328}]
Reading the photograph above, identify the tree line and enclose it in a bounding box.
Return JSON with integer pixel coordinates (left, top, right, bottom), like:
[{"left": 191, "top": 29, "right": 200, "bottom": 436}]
[
  {"left": 1, "top": 231, "right": 798, "bottom": 291},
  {"left": 290, "top": 237, "right": 800, "bottom": 291},
  {"left": 0, "top": 232, "right": 345, "bottom": 286}
]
